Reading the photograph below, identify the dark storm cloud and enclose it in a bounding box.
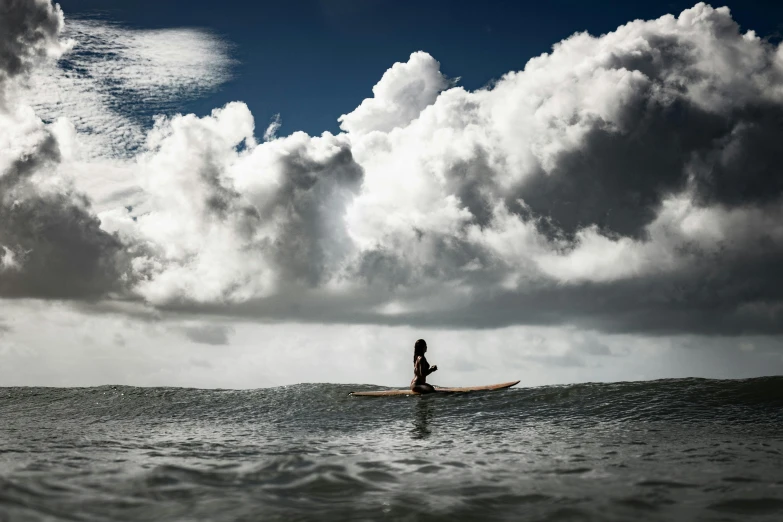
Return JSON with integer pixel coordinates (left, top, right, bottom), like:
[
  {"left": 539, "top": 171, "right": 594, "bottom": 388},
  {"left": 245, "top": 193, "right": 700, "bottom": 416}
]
[
  {"left": 510, "top": 58, "right": 783, "bottom": 241},
  {"left": 0, "top": 192, "right": 131, "bottom": 299},
  {"left": 161, "top": 265, "right": 783, "bottom": 336},
  {"left": 348, "top": 228, "right": 783, "bottom": 335},
  {"left": 0, "top": 138, "right": 132, "bottom": 299},
  {"left": 444, "top": 148, "right": 498, "bottom": 228},
  {"left": 263, "top": 144, "right": 363, "bottom": 285},
  {"left": 1, "top": 132, "right": 61, "bottom": 183},
  {"left": 516, "top": 99, "right": 724, "bottom": 239},
  {"left": 691, "top": 105, "right": 783, "bottom": 207},
  {"left": 0, "top": 0, "right": 62, "bottom": 82}
]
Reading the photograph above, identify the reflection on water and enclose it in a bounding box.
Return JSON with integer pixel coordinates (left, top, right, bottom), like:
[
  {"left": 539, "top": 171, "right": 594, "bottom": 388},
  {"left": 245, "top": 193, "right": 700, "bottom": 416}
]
[{"left": 411, "top": 397, "right": 433, "bottom": 439}]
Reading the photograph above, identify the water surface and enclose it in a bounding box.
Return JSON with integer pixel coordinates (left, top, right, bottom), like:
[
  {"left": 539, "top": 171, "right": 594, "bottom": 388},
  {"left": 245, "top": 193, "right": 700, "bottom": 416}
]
[{"left": 1, "top": 377, "right": 782, "bottom": 521}]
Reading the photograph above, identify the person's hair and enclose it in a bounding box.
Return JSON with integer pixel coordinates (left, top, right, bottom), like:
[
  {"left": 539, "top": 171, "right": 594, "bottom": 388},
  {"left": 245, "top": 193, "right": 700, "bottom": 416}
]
[{"left": 413, "top": 339, "right": 427, "bottom": 364}]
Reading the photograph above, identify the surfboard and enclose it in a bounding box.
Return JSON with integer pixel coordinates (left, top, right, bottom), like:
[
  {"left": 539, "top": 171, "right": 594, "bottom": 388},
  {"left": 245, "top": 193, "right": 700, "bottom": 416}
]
[{"left": 349, "top": 380, "right": 520, "bottom": 397}]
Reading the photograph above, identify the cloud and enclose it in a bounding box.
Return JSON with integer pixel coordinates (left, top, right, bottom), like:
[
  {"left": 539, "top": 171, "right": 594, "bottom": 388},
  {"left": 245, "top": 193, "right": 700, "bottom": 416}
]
[
  {"left": 24, "top": 16, "right": 234, "bottom": 159},
  {"left": 0, "top": 123, "right": 131, "bottom": 299},
  {"left": 2, "top": 301, "right": 781, "bottom": 387},
  {"left": 3, "top": 2, "right": 783, "bottom": 337},
  {"left": 263, "top": 114, "right": 282, "bottom": 142},
  {"left": 338, "top": 51, "right": 452, "bottom": 134},
  {"left": 0, "top": 0, "right": 67, "bottom": 94},
  {"left": 0, "top": 184, "right": 131, "bottom": 298},
  {"left": 0, "top": 0, "right": 132, "bottom": 299},
  {"left": 96, "top": 103, "right": 364, "bottom": 304},
  {"left": 0, "top": 3, "right": 234, "bottom": 300},
  {"left": 15, "top": 15, "right": 235, "bottom": 217},
  {"left": 180, "top": 323, "right": 235, "bottom": 346}
]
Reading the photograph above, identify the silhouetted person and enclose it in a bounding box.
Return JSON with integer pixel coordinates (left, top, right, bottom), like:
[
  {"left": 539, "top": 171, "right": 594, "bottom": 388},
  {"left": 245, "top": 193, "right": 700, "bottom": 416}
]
[{"left": 410, "top": 339, "right": 438, "bottom": 393}]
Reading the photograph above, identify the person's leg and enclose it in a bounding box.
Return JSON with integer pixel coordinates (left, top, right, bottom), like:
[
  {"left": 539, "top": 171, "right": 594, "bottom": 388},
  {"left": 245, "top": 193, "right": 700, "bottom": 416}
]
[{"left": 412, "top": 383, "right": 436, "bottom": 394}]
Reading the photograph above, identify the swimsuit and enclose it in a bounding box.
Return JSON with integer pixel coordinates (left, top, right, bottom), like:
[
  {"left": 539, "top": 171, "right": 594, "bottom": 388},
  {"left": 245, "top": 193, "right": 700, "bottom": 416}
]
[{"left": 411, "top": 355, "right": 430, "bottom": 389}]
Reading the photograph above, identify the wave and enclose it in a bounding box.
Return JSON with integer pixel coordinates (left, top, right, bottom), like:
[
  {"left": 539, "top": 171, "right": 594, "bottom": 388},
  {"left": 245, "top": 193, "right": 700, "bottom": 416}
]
[
  {"left": 1, "top": 376, "right": 781, "bottom": 427},
  {"left": 1, "top": 376, "right": 782, "bottom": 522}
]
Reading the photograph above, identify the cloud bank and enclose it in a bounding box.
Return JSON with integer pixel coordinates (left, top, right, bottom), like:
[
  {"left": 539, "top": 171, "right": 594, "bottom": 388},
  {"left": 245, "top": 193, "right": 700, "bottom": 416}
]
[{"left": 2, "top": 2, "right": 783, "bottom": 336}]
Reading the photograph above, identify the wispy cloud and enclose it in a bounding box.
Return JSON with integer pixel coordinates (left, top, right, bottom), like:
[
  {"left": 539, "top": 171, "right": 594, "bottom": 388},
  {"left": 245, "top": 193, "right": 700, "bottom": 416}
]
[{"left": 24, "top": 17, "right": 234, "bottom": 159}]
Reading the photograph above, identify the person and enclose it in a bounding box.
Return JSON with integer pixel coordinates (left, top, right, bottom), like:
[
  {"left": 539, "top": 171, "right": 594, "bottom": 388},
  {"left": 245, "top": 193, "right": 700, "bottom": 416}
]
[{"left": 410, "top": 339, "right": 438, "bottom": 393}]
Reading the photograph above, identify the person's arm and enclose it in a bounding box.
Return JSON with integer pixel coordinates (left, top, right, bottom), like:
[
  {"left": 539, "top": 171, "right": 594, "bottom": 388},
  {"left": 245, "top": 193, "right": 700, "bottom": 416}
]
[{"left": 427, "top": 364, "right": 438, "bottom": 375}]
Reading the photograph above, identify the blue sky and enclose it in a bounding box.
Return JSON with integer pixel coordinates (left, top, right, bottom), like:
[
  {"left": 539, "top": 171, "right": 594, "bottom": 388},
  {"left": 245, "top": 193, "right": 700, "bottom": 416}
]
[{"left": 60, "top": 0, "right": 783, "bottom": 136}]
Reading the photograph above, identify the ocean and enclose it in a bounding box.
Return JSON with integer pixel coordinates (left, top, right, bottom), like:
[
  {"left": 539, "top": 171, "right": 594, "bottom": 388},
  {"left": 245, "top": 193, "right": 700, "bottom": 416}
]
[{"left": 1, "top": 377, "right": 782, "bottom": 521}]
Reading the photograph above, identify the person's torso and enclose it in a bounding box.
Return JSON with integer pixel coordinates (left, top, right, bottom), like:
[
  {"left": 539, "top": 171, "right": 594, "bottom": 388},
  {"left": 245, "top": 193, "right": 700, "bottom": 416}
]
[{"left": 413, "top": 356, "right": 429, "bottom": 383}]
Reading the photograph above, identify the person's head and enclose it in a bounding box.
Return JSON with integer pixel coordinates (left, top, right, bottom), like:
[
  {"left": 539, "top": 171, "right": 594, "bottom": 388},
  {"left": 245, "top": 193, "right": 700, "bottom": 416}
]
[{"left": 414, "top": 339, "right": 427, "bottom": 363}]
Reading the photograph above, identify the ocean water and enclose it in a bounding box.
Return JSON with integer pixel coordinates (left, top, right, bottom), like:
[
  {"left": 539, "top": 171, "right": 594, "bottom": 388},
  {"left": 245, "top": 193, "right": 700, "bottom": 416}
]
[{"left": 1, "top": 377, "right": 782, "bottom": 522}]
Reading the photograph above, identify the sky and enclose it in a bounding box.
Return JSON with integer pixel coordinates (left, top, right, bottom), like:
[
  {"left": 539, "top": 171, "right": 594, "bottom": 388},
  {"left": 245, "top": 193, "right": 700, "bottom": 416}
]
[{"left": 1, "top": 0, "right": 783, "bottom": 388}]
